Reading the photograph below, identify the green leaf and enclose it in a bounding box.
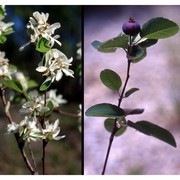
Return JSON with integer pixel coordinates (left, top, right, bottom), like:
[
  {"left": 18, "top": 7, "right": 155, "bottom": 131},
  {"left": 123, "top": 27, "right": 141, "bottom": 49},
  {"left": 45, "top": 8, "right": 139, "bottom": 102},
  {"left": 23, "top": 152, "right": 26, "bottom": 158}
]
[
  {"left": 36, "top": 37, "right": 51, "bottom": 52},
  {"left": 98, "top": 34, "right": 128, "bottom": 51},
  {"left": 128, "top": 120, "right": 176, "bottom": 147},
  {"left": 140, "top": 17, "right": 179, "bottom": 39},
  {"left": 8, "top": 64, "right": 17, "bottom": 71},
  {"left": 3, "top": 28, "right": 14, "bottom": 36},
  {"left": 125, "top": 88, "right": 139, "bottom": 98},
  {"left": 45, "top": 100, "right": 54, "bottom": 116},
  {"left": 22, "top": 92, "right": 29, "bottom": 101},
  {"left": 104, "top": 118, "right": 127, "bottom": 136},
  {"left": 27, "top": 80, "right": 38, "bottom": 89},
  {"left": 91, "top": 34, "right": 128, "bottom": 53},
  {"left": 127, "top": 45, "right": 144, "bottom": 61},
  {"left": 128, "top": 120, "right": 150, "bottom": 135},
  {"left": 40, "top": 79, "right": 52, "bottom": 91},
  {"left": 131, "top": 48, "right": 147, "bottom": 63},
  {"left": 91, "top": 40, "right": 116, "bottom": 53},
  {"left": 0, "top": 35, "right": 7, "bottom": 44},
  {"left": 123, "top": 108, "right": 144, "bottom": 116},
  {"left": 10, "top": 93, "right": 24, "bottom": 104},
  {"left": 3, "top": 79, "right": 23, "bottom": 93},
  {"left": 91, "top": 40, "right": 102, "bottom": 49},
  {"left": 100, "top": 69, "right": 122, "bottom": 91},
  {"left": 0, "top": 7, "right": 5, "bottom": 16},
  {"left": 138, "top": 39, "right": 158, "bottom": 48},
  {"left": 85, "top": 103, "right": 125, "bottom": 117}
]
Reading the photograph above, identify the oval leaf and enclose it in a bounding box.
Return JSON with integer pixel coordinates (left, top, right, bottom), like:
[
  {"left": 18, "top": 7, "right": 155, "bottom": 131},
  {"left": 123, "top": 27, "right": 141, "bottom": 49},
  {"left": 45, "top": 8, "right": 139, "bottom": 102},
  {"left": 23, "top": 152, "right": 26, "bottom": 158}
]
[
  {"left": 98, "top": 34, "right": 128, "bottom": 52},
  {"left": 0, "top": 7, "right": 5, "bottom": 16},
  {"left": 100, "top": 69, "right": 122, "bottom": 91},
  {"left": 140, "top": 17, "right": 179, "bottom": 39},
  {"left": 138, "top": 39, "right": 158, "bottom": 48},
  {"left": 3, "top": 27, "right": 14, "bottom": 36},
  {"left": 36, "top": 37, "right": 51, "bottom": 52},
  {"left": 0, "top": 35, "right": 7, "bottom": 44},
  {"left": 131, "top": 48, "right": 146, "bottom": 63},
  {"left": 91, "top": 34, "right": 128, "bottom": 53},
  {"left": 128, "top": 120, "right": 176, "bottom": 147},
  {"left": 127, "top": 120, "right": 150, "bottom": 135},
  {"left": 27, "top": 80, "right": 38, "bottom": 89},
  {"left": 127, "top": 45, "right": 144, "bottom": 61},
  {"left": 125, "top": 88, "right": 139, "bottom": 98},
  {"left": 104, "top": 118, "right": 127, "bottom": 136},
  {"left": 85, "top": 103, "right": 125, "bottom": 117},
  {"left": 123, "top": 108, "right": 144, "bottom": 116},
  {"left": 3, "top": 79, "right": 23, "bottom": 93},
  {"left": 91, "top": 40, "right": 116, "bottom": 53},
  {"left": 40, "top": 79, "right": 52, "bottom": 91},
  {"left": 45, "top": 100, "right": 54, "bottom": 116}
]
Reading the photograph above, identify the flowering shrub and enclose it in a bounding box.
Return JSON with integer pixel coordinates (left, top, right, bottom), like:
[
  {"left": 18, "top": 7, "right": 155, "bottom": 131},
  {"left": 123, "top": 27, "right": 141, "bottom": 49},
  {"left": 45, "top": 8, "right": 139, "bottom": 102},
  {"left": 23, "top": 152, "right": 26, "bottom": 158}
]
[{"left": 0, "top": 6, "right": 81, "bottom": 175}]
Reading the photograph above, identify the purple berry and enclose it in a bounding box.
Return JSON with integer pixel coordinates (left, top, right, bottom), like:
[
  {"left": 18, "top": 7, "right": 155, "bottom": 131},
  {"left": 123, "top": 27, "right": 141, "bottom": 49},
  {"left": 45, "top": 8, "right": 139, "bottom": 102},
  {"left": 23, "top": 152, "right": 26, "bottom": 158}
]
[{"left": 122, "top": 17, "right": 141, "bottom": 36}]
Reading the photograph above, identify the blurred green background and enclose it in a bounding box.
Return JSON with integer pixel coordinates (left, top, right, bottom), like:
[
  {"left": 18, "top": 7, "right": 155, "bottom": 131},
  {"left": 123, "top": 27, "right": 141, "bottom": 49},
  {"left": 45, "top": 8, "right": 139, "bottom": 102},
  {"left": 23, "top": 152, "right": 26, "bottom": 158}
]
[{"left": 0, "top": 5, "right": 82, "bottom": 175}]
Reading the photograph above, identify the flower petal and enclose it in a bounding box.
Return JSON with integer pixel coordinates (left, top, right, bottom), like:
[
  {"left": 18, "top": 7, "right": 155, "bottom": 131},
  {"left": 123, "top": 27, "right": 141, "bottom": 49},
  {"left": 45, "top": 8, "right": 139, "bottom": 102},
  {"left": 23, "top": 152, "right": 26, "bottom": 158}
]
[
  {"left": 55, "top": 70, "right": 63, "bottom": 81},
  {"left": 36, "top": 66, "right": 47, "bottom": 72},
  {"left": 53, "top": 119, "right": 59, "bottom": 129},
  {"left": 54, "top": 135, "right": 65, "bottom": 140},
  {"left": 62, "top": 68, "right": 74, "bottom": 77}
]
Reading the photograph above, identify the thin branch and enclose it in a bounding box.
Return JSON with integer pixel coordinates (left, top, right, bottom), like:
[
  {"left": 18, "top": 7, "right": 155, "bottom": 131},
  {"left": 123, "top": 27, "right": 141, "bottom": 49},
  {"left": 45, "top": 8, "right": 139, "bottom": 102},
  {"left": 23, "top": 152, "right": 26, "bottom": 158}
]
[
  {"left": 42, "top": 140, "right": 47, "bottom": 175},
  {"left": 0, "top": 87, "right": 35, "bottom": 174},
  {"left": 15, "top": 136, "right": 35, "bottom": 175},
  {"left": 42, "top": 90, "right": 47, "bottom": 175},
  {"left": 54, "top": 108, "right": 79, "bottom": 118},
  {"left": 118, "top": 60, "right": 131, "bottom": 106},
  {"left": 118, "top": 35, "right": 133, "bottom": 107},
  {"left": 28, "top": 141, "right": 38, "bottom": 174},
  {"left": 102, "top": 124, "right": 120, "bottom": 175},
  {"left": 102, "top": 60, "right": 131, "bottom": 175},
  {"left": 102, "top": 35, "right": 132, "bottom": 175},
  {"left": 0, "top": 88, "right": 13, "bottom": 124}
]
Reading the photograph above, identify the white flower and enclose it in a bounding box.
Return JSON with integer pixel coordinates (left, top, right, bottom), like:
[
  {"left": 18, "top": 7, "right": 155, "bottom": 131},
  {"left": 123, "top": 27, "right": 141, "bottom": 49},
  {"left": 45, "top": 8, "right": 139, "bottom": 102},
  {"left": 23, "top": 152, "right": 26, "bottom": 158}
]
[
  {"left": 7, "top": 122, "right": 19, "bottom": 134},
  {"left": 20, "top": 11, "right": 61, "bottom": 50},
  {"left": 0, "top": 6, "right": 13, "bottom": 36},
  {"left": 41, "top": 119, "right": 65, "bottom": 141},
  {"left": 47, "top": 34, "right": 62, "bottom": 47},
  {"left": 0, "top": 65, "right": 11, "bottom": 79},
  {"left": 47, "top": 89, "right": 67, "bottom": 108},
  {"left": 6, "top": 117, "right": 65, "bottom": 142},
  {"left": 19, "top": 90, "right": 49, "bottom": 115},
  {"left": 13, "top": 71, "right": 28, "bottom": 91},
  {"left": 18, "top": 116, "right": 41, "bottom": 141},
  {"left": 36, "top": 59, "right": 59, "bottom": 82},
  {"left": 0, "top": 20, "right": 14, "bottom": 36},
  {"left": 0, "top": 51, "right": 9, "bottom": 78},
  {"left": 6, "top": 116, "right": 42, "bottom": 142},
  {"left": 36, "top": 49, "right": 74, "bottom": 82},
  {"left": 0, "top": 51, "right": 9, "bottom": 66},
  {"left": 0, "top": 51, "right": 16, "bottom": 81},
  {"left": 29, "top": 11, "right": 49, "bottom": 27}
]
